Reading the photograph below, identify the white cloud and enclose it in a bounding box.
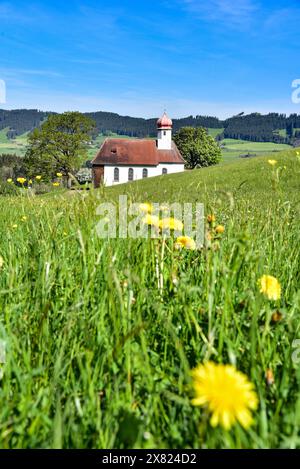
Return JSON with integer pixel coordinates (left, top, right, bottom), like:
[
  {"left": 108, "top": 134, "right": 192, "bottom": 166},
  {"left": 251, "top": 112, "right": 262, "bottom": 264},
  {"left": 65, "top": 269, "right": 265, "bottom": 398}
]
[
  {"left": 264, "top": 7, "right": 300, "bottom": 32},
  {"left": 0, "top": 1, "right": 46, "bottom": 23},
  {"left": 0, "top": 67, "right": 63, "bottom": 79},
  {"left": 181, "top": 0, "right": 258, "bottom": 28}
]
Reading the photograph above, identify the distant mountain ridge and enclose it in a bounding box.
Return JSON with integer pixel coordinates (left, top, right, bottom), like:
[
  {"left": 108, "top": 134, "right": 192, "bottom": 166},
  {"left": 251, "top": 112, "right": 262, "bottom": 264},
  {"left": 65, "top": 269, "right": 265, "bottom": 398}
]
[{"left": 1, "top": 108, "right": 300, "bottom": 144}]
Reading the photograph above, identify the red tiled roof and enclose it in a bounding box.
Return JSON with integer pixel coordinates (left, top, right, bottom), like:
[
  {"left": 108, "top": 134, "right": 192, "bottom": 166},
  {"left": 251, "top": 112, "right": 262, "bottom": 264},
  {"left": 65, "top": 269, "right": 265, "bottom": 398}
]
[{"left": 92, "top": 138, "right": 184, "bottom": 166}]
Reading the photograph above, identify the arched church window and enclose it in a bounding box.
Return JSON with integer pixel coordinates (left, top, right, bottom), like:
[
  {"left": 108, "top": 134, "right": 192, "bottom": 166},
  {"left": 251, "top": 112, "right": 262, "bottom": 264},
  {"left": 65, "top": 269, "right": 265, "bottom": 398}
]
[
  {"left": 142, "top": 168, "right": 148, "bottom": 178},
  {"left": 128, "top": 168, "right": 134, "bottom": 181},
  {"left": 162, "top": 168, "right": 168, "bottom": 175},
  {"left": 114, "top": 167, "right": 119, "bottom": 182}
]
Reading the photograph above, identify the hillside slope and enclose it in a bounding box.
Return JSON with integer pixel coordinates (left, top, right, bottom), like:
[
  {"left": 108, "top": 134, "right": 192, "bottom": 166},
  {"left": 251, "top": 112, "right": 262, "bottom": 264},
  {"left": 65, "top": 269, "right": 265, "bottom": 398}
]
[
  {"left": 0, "top": 151, "right": 299, "bottom": 448},
  {"left": 104, "top": 150, "right": 300, "bottom": 207}
]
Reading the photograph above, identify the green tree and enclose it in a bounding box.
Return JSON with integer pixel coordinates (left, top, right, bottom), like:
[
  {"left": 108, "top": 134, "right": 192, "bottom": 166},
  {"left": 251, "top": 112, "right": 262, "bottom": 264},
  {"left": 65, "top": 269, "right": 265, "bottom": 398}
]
[
  {"left": 24, "top": 112, "right": 95, "bottom": 187},
  {"left": 173, "top": 127, "right": 222, "bottom": 169}
]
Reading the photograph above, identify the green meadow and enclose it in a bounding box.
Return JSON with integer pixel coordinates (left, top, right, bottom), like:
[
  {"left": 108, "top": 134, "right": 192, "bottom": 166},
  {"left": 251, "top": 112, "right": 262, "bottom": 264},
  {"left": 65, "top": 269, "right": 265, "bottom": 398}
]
[
  {"left": 221, "top": 138, "right": 292, "bottom": 163},
  {"left": 0, "top": 129, "right": 29, "bottom": 156},
  {"left": 207, "top": 127, "right": 224, "bottom": 139},
  {"left": 0, "top": 149, "right": 299, "bottom": 448}
]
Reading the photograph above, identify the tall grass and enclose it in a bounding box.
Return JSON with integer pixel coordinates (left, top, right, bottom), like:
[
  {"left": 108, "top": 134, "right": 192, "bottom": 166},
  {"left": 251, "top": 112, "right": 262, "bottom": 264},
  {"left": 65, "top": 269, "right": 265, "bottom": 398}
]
[{"left": 0, "top": 151, "right": 299, "bottom": 448}]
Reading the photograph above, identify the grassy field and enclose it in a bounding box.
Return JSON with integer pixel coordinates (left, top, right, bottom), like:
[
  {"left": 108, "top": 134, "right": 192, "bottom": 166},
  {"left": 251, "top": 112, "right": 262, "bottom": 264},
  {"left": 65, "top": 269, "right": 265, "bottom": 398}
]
[
  {"left": 0, "top": 149, "right": 299, "bottom": 448},
  {"left": 221, "top": 138, "right": 292, "bottom": 163},
  {"left": 274, "top": 129, "right": 287, "bottom": 138},
  {"left": 207, "top": 128, "right": 224, "bottom": 139},
  {"left": 0, "top": 128, "right": 10, "bottom": 144},
  {"left": 0, "top": 129, "right": 29, "bottom": 156}
]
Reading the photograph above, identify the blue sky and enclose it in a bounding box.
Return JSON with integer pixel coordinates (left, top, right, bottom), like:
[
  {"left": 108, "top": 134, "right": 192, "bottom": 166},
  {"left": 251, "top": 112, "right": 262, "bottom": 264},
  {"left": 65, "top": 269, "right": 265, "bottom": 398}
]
[{"left": 0, "top": 0, "right": 300, "bottom": 118}]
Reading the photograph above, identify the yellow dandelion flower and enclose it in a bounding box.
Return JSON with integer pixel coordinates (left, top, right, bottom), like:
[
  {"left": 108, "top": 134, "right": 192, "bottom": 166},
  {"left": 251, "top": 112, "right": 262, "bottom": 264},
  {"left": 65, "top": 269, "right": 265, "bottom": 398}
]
[
  {"left": 56, "top": 172, "right": 63, "bottom": 178},
  {"left": 35, "top": 175, "right": 42, "bottom": 180},
  {"left": 175, "top": 236, "right": 196, "bottom": 250},
  {"left": 191, "top": 362, "right": 258, "bottom": 430},
  {"left": 17, "top": 177, "right": 26, "bottom": 184},
  {"left": 139, "top": 203, "right": 153, "bottom": 213},
  {"left": 215, "top": 224, "right": 225, "bottom": 234},
  {"left": 52, "top": 182, "right": 60, "bottom": 187},
  {"left": 159, "top": 217, "right": 183, "bottom": 231},
  {"left": 12, "top": 224, "right": 18, "bottom": 229},
  {"left": 21, "top": 216, "right": 27, "bottom": 222},
  {"left": 207, "top": 214, "right": 216, "bottom": 223},
  {"left": 6, "top": 178, "right": 13, "bottom": 183},
  {"left": 268, "top": 159, "right": 277, "bottom": 166},
  {"left": 0, "top": 255, "right": 3, "bottom": 269},
  {"left": 28, "top": 179, "right": 33, "bottom": 185},
  {"left": 142, "top": 214, "right": 160, "bottom": 228},
  {"left": 259, "top": 275, "right": 281, "bottom": 301}
]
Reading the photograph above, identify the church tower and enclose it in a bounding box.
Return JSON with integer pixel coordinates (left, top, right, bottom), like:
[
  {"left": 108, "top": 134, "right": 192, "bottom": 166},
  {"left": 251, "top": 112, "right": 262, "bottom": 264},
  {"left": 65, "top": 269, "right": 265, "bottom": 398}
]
[{"left": 156, "top": 111, "right": 172, "bottom": 150}]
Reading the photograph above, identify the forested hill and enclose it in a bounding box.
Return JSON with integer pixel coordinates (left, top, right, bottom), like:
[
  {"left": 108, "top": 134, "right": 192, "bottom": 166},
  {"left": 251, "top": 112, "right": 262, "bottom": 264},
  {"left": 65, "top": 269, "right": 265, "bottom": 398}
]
[
  {"left": 1, "top": 108, "right": 300, "bottom": 144},
  {"left": 222, "top": 113, "right": 300, "bottom": 143},
  {"left": 0, "top": 110, "right": 51, "bottom": 138},
  {"left": 85, "top": 112, "right": 221, "bottom": 138}
]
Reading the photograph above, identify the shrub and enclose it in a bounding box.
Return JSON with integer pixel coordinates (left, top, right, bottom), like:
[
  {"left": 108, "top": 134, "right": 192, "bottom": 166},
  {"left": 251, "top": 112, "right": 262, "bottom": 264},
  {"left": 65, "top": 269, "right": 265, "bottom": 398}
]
[{"left": 0, "top": 181, "right": 20, "bottom": 196}]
